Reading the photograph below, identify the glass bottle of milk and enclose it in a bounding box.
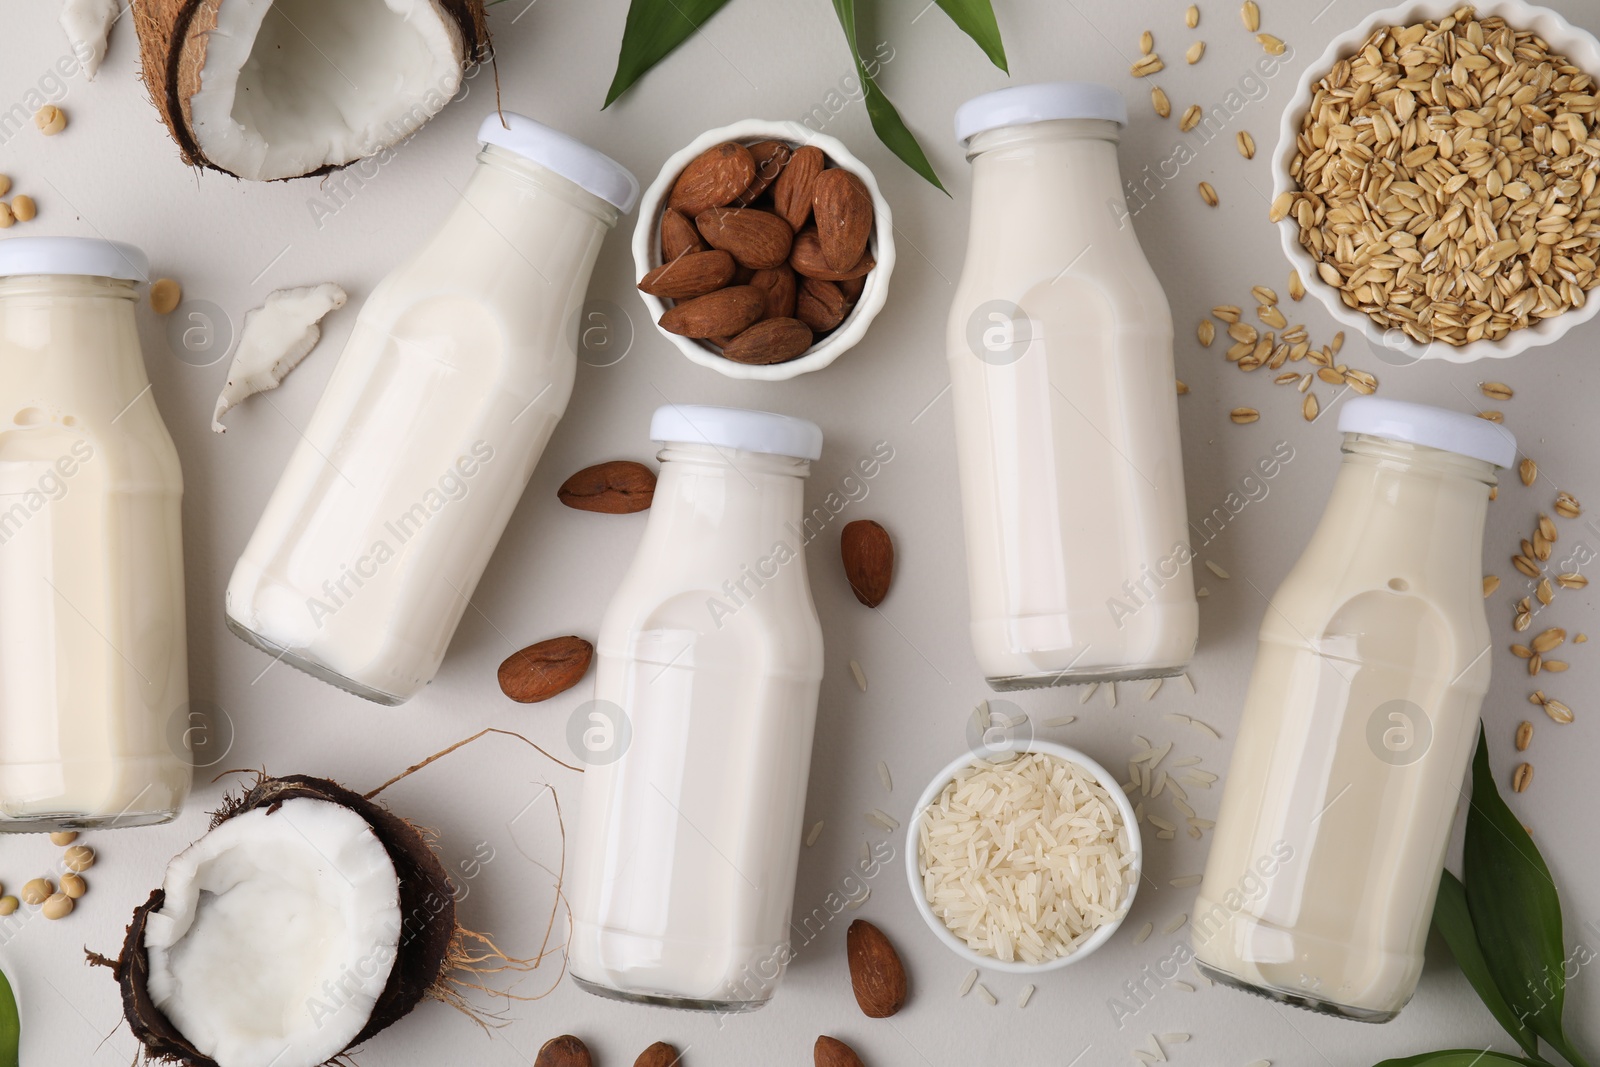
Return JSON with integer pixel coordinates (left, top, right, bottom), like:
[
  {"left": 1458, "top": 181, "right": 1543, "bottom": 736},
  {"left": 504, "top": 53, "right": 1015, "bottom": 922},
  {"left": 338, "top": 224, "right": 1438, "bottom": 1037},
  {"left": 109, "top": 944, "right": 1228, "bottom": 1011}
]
[
  {"left": 946, "top": 83, "right": 1197, "bottom": 691},
  {"left": 568, "top": 405, "right": 826, "bottom": 1012},
  {"left": 0, "top": 237, "right": 191, "bottom": 831},
  {"left": 226, "top": 113, "right": 637, "bottom": 705},
  {"left": 1194, "top": 398, "right": 1515, "bottom": 1022}
]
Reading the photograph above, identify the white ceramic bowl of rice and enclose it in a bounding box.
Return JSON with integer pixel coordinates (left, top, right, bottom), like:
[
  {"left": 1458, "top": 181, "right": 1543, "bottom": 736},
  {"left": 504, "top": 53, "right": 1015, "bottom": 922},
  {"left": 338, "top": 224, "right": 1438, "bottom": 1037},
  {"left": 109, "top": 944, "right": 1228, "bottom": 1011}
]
[{"left": 905, "top": 740, "right": 1141, "bottom": 974}]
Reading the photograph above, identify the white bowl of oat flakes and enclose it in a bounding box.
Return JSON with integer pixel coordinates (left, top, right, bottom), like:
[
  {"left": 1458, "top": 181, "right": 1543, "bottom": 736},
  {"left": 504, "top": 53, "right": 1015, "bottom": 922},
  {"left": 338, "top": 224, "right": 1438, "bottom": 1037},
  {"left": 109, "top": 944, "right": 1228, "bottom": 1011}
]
[
  {"left": 1271, "top": 1, "right": 1600, "bottom": 362},
  {"left": 905, "top": 740, "right": 1141, "bottom": 974}
]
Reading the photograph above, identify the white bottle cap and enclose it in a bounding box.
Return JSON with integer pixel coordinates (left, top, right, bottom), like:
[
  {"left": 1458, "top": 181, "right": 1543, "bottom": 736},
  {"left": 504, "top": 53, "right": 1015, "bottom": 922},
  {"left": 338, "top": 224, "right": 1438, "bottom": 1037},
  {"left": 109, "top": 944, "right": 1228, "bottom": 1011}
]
[
  {"left": 955, "top": 82, "right": 1127, "bottom": 145},
  {"left": 478, "top": 112, "right": 640, "bottom": 213},
  {"left": 0, "top": 236, "right": 149, "bottom": 282},
  {"left": 1338, "top": 396, "right": 1517, "bottom": 468},
  {"left": 651, "top": 404, "right": 823, "bottom": 461}
]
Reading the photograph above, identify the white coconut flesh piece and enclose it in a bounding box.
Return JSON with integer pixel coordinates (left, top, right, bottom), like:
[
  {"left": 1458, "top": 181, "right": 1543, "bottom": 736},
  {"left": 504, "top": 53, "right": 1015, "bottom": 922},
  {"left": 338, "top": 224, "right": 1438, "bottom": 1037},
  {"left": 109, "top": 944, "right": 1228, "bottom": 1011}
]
[
  {"left": 60, "top": 0, "right": 121, "bottom": 79},
  {"left": 142, "top": 797, "right": 402, "bottom": 1067},
  {"left": 188, "top": 0, "right": 465, "bottom": 181},
  {"left": 213, "top": 282, "right": 347, "bottom": 432}
]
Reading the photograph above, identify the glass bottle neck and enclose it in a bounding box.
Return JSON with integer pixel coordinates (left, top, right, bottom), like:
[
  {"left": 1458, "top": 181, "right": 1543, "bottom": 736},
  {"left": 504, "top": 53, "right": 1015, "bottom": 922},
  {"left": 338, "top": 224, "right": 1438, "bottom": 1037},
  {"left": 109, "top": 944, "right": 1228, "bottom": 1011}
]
[
  {"left": 1339, "top": 434, "right": 1499, "bottom": 487},
  {"left": 473, "top": 144, "right": 622, "bottom": 229},
  {"left": 964, "top": 119, "right": 1132, "bottom": 238}
]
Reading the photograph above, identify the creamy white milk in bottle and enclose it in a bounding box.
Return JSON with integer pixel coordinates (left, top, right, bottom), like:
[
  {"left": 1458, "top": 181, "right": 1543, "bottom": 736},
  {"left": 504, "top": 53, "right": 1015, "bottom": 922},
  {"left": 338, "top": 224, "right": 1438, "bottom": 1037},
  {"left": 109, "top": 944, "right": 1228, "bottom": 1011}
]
[
  {"left": 569, "top": 405, "right": 826, "bottom": 1011},
  {"left": 0, "top": 238, "right": 191, "bottom": 831},
  {"left": 947, "top": 83, "right": 1197, "bottom": 690},
  {"left": 226, "top": 113, "right": 637, "bottom": 704},
  {"left": 1194, "top": 398, "right": 1515, "bottom": 1021}
]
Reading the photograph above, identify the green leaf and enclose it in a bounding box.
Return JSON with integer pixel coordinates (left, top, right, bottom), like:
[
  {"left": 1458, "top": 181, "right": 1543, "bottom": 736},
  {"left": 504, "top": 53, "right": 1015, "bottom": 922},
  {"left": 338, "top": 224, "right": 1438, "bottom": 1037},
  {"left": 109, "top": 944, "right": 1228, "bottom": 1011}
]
[
  {"left": 0, "top": 967, "right": 17, "bottom": 1067},
  {"left": 831, "top": 0, "right": 947, "bottom": 192},
  {"left": 1377, "top": 1055, "right": 1548, "bottom": 1067},
  {"left": 933, "top": 0, "right": 1009, "bottom": 72},
  {"left": 603, "top": 0, "right": 736, "bottom": 108},
  {"left": 1462, "top": 725, "right": 1587, "bottom": 1065},
  {"left": 1434, "top": 868, "right": 1542, "bottom": 1058}
]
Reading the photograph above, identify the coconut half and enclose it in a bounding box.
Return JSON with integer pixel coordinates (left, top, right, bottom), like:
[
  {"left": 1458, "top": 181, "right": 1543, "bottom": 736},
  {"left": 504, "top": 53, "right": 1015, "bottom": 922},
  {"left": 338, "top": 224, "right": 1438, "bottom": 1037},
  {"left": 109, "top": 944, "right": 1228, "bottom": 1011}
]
[
  {"left": 133, "top": 0, "right": 492, "bottom": 181},
  {"left": 104, "top": 776, "right": 460, "bottom": 1067}
]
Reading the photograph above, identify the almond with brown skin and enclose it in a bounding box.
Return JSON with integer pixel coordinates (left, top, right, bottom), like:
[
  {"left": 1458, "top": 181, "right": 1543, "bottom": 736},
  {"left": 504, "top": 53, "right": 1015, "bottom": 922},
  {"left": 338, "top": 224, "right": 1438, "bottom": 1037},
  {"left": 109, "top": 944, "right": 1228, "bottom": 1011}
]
[
  {"left": 634, "top": 1042, "right": 682, "bottom": 1067},
  {"left": 812, "top": 169, "right": 874, "bottom": 272},
  {"left": 659, "top": 285, "right": 766, "bottom": 338},
  {"left": 838, "top": 274, "right": 866, "bottom": 305},
  {"left": 669, "top": 142, "right": 755, "bottom": 217},
  {"left": 659, "top": 208, "right": 705, "bottom": 262},
  {"left": 535, "top": 1036, "right": 593, "bottom": 1067},
  {"left": 773, "top": 145, "right": 825, "bottom": 231},
  {"left": 846, "top": 919, "right": 907, "bottom": 1017},
  {"left": 498, "top": 636, "right": 594, "bottom": 703},
  {"left": 695, "top": 207, "right": 793, "bottom": 270},
  {"left": 750, "top": 265, "right": 797, "bottom": 319},
  {"left": 796, "top": 276, "right": 847, "bottom": 332},
  {"left": 840, "top": 520, "right": 893, "bottom": 607},
  {"left": 791, "top": 228, "right": 874, "bottom": 281},
  {"left": 638, "top": 249, "right": 736, "bottom": 299},
  {"left": 738, "top": 140, "right": 793, "bottom": 204},
  {"left": 815, "top": 1036, "right": 865, "bottom": 1067},
  {"left": 720, "top": 318, "right": 813, "bottom": 365},
  {"left": 557, "top": 460, "right": 657, "bottom": 513}
]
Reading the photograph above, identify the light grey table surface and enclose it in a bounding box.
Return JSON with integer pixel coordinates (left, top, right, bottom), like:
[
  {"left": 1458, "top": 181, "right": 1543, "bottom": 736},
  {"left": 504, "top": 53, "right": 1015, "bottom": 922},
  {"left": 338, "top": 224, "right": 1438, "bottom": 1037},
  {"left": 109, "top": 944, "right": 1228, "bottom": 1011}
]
[{"left": 2, "top": 0, "right": 1597, "bottom": 1064}]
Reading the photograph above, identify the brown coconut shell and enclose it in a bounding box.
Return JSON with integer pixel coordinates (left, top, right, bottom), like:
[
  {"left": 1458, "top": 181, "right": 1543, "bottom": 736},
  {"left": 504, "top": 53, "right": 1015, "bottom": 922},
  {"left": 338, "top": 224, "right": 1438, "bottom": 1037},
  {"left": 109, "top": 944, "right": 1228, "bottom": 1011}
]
[
  {"left": 102, "top": 774, "right": 459, "bottom": 1065},
  {"left": 131, "top": 0, "right": 493, "bottom": 179}
]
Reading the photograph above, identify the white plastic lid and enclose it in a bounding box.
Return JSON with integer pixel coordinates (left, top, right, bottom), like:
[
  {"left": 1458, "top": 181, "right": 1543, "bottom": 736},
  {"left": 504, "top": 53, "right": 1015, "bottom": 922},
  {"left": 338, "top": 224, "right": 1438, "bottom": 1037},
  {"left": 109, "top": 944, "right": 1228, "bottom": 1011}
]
[
  {"left": 955, "top": 82, "right": 1127, "bottom": 144},
  {"left": 651, "top": 404, "right": 823, "bottom": 461},
  {"left": 0, "top": 236, "right": 148, "bottom": 282},
  {"left": 1338, "top": 396, "right": 1517, "bottom": 468},
  {"left": 479, "top": 112, "right": 639, "bottom": 213}
]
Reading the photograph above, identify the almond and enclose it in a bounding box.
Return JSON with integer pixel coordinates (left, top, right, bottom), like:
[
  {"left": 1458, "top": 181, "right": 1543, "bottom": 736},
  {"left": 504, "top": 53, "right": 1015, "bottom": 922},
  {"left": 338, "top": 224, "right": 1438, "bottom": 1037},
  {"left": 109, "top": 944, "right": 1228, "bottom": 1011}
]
[
  {"left": 739, "top": 140, "right": 793, "bottom": 204},
  {"left": 695, "top": 207, "right": 793, "bottom": 270},
  {"left": 815, "top": 1036, "right": 865, "bottom": 1067},
  {"left": 659, "top": 208, "right": 705, "bottom": 262},
  {"left": 638, "top": 249, "right": 736, "bottom": 299},
  {"left": 659, "top": 285, "right": 765, "bottom": 338},
  {"left": 498, "top": 637, "right": 593, "bottom": 704},
  {"left": 634, "top": 1042, "right": 682, "bottom": 1067},
  {"left": 669, "top": 142, "right": 755, "bottom": 217},
  {"left": 535, "top": 1036, "right": 592, "bottom": 1067},
  {"left": 838, "top": 274, "right": 866, "bottom": 305},
  {"left": 812, "top": 169, "right": 873, "bottom": 272},
  {"left": 773, "top": 145, "right": 825, "bottom": 231},
  {"left": 846, "top": 919, "right": 907, "bottom": 1017},
  {"left": 720, "top": 317, "right": 813, "bottom": 365},
  {"left": 750, "top": 265, "right": 798, "bottom": 319},
  {"left": 791, "top": 228, "right": 874, "bottom": 281},
  {"left": 557, "top": 459, "right": 657, "bottom": 513},
  {"left": 796, "top": 276, "right": 847, "bottom": 332},
  {"left": 840, "top": 521, "right": 893, "bottom": 608}
]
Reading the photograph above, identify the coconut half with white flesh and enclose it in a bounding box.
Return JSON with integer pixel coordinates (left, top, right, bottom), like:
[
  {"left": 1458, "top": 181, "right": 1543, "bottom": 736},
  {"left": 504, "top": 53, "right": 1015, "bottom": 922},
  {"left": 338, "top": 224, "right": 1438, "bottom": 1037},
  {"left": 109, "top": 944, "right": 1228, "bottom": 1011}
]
[
  {"left": 132, "top": 0, "right": 492, "bottom": 181},
  {"left": 104, "top": 776, "right": 460, "bottom": 1067}
]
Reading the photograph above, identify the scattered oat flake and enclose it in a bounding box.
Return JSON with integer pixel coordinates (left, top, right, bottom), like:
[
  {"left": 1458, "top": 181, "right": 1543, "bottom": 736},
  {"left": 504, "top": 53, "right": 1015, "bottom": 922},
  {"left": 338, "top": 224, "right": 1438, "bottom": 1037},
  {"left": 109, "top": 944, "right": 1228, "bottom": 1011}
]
[
  {"left": 1134, "top": 921, "right": 1154, "bottom": 944},
  {"left": 1163, "top": 913, "right": 1189, "bottom": 934},
  {"left": 1199, "top": 181, "right": 1219, "bottom": 207},
  {"left": 805, "top": 821, "right": 824, "bottom": 847},
  {"left": 849, "top": 659, "right": 867, "bottom": 691},
  {"left": 1205, "top": 560, "right": 1230, "bottom": 579},
  {"left": 959, "top": 968, "right": 978, "bottom": 996},
  {"left": 1019, "top": 984, "right": 1036, "bottom": 1008},
  {"left": 976, "top": 983, "right": 997, "bottom": 1006},
  {"left": 1481, "top": 382, "right": 1514, "bottom": 401}
]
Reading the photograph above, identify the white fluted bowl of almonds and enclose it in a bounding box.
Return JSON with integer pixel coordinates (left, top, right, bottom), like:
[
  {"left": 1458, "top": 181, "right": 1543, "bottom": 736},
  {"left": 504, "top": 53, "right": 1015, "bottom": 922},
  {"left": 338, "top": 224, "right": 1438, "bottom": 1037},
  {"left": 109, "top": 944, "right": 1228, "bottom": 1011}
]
[
  {"left": 1271, "top": 1, "right": 1600, "bottom": 362},
  {"left": 632, "top": 120, "right": 895, "bottom": 380}
]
